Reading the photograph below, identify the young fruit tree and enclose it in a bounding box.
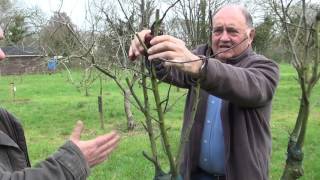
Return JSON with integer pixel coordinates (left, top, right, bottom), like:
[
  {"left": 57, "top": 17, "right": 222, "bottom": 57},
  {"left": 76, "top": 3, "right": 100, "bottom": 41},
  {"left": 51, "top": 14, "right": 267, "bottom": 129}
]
[{"left": 269, "top": 0, "right": 320, "bottom": 179}]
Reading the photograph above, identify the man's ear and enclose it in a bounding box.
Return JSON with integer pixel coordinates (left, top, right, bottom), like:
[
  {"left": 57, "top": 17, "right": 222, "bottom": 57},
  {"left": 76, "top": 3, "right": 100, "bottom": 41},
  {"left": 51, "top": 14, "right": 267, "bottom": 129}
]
[{"left": 248, "top": 29, "right": 255, "bottom": 44}]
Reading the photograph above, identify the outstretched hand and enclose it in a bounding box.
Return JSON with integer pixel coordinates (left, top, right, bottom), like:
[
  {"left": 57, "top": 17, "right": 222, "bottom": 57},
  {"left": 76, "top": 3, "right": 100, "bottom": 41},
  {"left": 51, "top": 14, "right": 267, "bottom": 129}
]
[{"left": 70, "top": 121, "right": 120, "bottom": 167}]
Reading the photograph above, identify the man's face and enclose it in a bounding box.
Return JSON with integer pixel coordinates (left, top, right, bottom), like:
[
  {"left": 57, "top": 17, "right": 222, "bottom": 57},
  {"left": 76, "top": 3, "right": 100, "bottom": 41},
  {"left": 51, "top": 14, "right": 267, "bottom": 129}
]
[
  {"left": 0, "top": 27, "right": 5, "bottom": 60},
  {"left": 211, "top": 7, "right": 254, "bottom": 60}
]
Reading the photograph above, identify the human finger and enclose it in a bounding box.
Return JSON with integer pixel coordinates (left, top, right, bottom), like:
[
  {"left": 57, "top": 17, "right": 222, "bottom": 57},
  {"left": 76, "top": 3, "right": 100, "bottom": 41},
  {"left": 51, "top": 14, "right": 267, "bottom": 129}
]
[
  {"left": 0, "top": 28, "right": 6, "bottom": 60},
  {"left": 148, "top": 51, "right": 177, "bottom": 61},
  {"left": 150, "top": 35, "right": 185, "bottom": 47},
  {"left": 133, "top": 32, "right": 151, "bottom": 54},
  {"left": 147, "top": 40, "right": 180, "bottom": 57},
  {"left": 94, "top": 131, "right": 119, "bottom": 147},
  {"left": 129, "top": 39, "right": 139, "bottom": 61},
  {"left": 128, "top": 46, "right": 135, "bottom": 60},
  {"left": 97, "top": 136, "right": 120, "bottom": 163},
  {"left": 94, "top": 139, "right": 119, "bottom": 166},
  {"left": 0, "top": 48, "right": 5, "bottom": 60},
  {"left": 89, "top": 133, "right": 120, "bottom": 167},
  {"left": 0, "top": 27, "right": 4, "bottom": 40},
  {"left": 97, "top": 133, "right": 120, "bottom": 154},
  {"left": 70, "top": 120, "right": 84, "bottom": 141},
  {"left": 129, "top": 30, "right": 151, "bottom": 60}
]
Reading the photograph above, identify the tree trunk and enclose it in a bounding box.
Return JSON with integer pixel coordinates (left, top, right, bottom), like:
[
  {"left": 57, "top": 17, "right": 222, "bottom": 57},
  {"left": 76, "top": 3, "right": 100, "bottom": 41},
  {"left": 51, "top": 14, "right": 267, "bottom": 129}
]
[
  {"left": 124, "top": 89, "right": 135, "bottom": 131},
  {"left": 98, "top": 95, "right": 105, "bottom": 129},
  {"left": 85, "top": 87, "right": 89, "bottom": 96},
  {"left": 281, "top": 96, "right": 309, "bottom": 180}
]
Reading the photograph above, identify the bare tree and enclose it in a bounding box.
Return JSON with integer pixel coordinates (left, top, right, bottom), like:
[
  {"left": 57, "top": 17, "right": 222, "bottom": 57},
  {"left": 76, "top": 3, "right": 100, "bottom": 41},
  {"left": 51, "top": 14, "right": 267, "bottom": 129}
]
[
  {"left": 40, "top": 12, "right": 80, "bottom": 56},
  {"left": 116, "top": 0, "right": 206, "bottom": 178},
  {"left": 166, "top": 0, "right": 229, "bottom": 48},
  {"left": 48, "top": 0, "right": 140, "bottom": 130},
  {"left": 1, "top": 1, "right": 45, "bottom": 48},
  {"left": 264, "top": 0, "right": 320, "bottom": 179},
  {"left": 0, "top": 0, "right": 14, "bottom": 29}
]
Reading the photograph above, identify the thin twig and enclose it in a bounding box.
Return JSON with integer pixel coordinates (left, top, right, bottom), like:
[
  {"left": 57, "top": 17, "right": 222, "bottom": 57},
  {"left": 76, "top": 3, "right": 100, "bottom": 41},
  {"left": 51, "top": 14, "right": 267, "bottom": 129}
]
[
  {"left": 163, "top": 84, "right": 172, "bottom": 113},
  {"left": 164, "top": 92, "right": 187, "bottom": 113}
]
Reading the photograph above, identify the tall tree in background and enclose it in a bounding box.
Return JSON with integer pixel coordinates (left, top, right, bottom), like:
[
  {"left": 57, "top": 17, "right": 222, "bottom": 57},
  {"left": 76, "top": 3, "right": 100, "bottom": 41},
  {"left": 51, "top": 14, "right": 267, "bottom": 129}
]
[
  {"left": 253, "top": 15, "right": 274, "bottom": 54},
  {"left": 168, "top": 0, "right": 229, "bottom": 48},
  {"left": 95, "top": 0, "right": 141, "bottom": 130},
  {"left": 266, "top": 0, "right": 320, "bottom": 179},
  {"left": 6, "top": 14, "right": 28, "bottom": 44},
  {"left": 1, "top": 0, "right": 26, "bottom": 45},
  {"left": 1, "top": 0, "right": 46, "bottom": 47},
  {"left": 0, "top": 0, "right": 13, "bottom": 23},
  {"left": 40, "top": 12, "right": 79, "bottom": 56},
  {"left": 43, "top": 0, "right": 142, "bottom": 130}
]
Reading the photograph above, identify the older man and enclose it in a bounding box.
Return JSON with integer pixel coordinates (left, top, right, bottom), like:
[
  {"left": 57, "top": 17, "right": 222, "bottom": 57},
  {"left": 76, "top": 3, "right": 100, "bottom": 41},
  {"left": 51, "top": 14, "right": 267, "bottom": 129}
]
[
  {"left": 129, "top": 4, "right": 279, "bottom": 180},
  {"left": 0, "top": 27, "right": 120, "bottom": 179}
]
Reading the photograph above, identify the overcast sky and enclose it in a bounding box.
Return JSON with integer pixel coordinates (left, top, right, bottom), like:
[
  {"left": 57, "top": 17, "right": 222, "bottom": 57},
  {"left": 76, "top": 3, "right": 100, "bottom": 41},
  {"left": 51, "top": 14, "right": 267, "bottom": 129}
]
[
  {"left": 17, "top": 0, "right": 88, "bottom": 26},
  {"left": 16, "top": 0, "right": 320, "bottom": 28}
]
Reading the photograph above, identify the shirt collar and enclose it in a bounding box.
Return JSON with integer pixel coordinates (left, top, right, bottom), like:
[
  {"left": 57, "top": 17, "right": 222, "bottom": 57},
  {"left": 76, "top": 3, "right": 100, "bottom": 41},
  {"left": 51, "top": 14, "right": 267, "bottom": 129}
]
[{"left": 226, "top": 47, "right": 253, "bottom": 65}]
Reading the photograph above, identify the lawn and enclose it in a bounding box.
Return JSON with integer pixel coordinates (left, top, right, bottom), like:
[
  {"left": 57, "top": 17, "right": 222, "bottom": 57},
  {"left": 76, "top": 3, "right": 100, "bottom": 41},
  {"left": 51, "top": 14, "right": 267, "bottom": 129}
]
[{"left": 0, "top": 63, "right": 319, "bottom": 179}]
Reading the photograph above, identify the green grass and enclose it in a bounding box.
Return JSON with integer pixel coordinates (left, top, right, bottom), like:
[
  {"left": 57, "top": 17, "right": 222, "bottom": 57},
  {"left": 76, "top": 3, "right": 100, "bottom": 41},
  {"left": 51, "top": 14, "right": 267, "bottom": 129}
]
[{"left": 0, "top": 64, "right": 319, "bottom": 179}]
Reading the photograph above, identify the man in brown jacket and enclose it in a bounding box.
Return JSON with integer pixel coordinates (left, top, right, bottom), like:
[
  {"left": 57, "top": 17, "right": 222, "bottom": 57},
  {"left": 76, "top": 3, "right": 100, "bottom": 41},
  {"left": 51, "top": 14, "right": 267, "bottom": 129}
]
[
  {"left": 129, "top": 4, "right": 279, "bottom": 180},
  {"left": 0, "top": 27, "right": 120, "bottom": 179}
]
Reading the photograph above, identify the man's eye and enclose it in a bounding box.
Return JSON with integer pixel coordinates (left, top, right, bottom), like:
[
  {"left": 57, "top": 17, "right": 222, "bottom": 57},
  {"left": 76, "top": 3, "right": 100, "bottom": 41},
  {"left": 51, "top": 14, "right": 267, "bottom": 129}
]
[
  {"left": 213, "top": 29, "right": 223, "bottom": 34},
  {"left": 227, "top": 29, "right": 238, "bottom": 35}
]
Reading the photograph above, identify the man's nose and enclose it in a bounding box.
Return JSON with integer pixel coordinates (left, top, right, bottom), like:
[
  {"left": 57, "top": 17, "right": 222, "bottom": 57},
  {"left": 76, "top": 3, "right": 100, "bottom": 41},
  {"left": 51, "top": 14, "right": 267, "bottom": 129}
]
[{"left": 220, "top": 30, "right": 230, "bottom": 41}]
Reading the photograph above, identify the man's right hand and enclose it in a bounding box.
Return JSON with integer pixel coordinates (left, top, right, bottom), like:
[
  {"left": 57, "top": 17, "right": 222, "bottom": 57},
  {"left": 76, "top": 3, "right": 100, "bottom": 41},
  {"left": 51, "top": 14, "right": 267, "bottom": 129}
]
[
  {"left": 70, "top": 121, "right": 120, "bottom": 168},
  {"left": 128, "top": 30, "right": 203, "bottom": 77},
  {"left": 128, "top": 29, "right": 152, "bottom": 61}
]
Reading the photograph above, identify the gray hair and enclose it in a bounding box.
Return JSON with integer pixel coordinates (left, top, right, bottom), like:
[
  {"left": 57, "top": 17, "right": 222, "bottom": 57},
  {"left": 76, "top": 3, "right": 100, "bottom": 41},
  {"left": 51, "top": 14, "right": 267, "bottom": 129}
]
[{"left": 213, "top": 4, "right": 254, "bottom": 28}]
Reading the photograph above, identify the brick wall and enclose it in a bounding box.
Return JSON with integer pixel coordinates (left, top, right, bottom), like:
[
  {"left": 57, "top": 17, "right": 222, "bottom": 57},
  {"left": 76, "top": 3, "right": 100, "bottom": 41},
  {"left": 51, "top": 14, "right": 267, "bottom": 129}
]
[{"left": 0, "top": 57, "right": 47, "bottom": 75}]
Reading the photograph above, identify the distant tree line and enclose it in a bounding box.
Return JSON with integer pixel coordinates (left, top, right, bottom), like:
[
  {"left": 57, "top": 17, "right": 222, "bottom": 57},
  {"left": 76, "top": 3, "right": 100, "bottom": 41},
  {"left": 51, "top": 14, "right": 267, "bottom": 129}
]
[{"left": 1, "top": 0, "right": 318, "bottom": 64}]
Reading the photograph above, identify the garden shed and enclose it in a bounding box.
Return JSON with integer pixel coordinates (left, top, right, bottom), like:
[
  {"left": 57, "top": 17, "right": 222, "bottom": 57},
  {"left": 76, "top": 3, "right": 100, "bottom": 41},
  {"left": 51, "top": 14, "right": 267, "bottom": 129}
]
[{"left": 0, "top": 46, "right": 46, "bottom": 75}]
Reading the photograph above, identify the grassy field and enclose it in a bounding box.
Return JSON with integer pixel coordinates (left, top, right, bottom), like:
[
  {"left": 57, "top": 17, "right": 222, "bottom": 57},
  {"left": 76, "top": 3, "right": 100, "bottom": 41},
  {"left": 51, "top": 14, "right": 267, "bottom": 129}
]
[{"left": 0, "top": 64, "right": 319, "bottom": 180}]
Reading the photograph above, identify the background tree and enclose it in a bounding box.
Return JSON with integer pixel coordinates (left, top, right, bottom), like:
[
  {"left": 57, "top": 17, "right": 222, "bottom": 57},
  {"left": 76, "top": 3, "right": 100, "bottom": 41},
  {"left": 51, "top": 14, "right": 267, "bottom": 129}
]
[
  {"left": 168, "top": 0, "right": 230, "bottom": 48},
  {"left": 38, "top": 0, "right": 142, "bottom": 130},
  {"left": 253, "top": 15, "right": 274, "bottom": 54},
  {"left": 261, "top": 0, "right": 320, "bottom": 179},
  {"left": 1, "top": 0, "right": 42, "bottom": 47},
  {"left": 6, "top": 14, "right": 28, "bottom": 44},
  {"left": 40, "top": 11, "right": 79, "bottom": 56},
  {"left": 0, "top": 0, "right": 14, "bottom": 25},
  {"left": 0, "top": 0, "right": 14, "bottom": 48},
  {"left": 7, "top": 0, "right": 319, "bottom": 179}
]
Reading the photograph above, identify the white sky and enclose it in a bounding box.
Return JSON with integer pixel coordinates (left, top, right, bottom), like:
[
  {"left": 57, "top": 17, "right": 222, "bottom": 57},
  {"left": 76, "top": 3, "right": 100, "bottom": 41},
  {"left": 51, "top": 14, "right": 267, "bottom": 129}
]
[
  {"left": 16, "top": 0, "right": 320, "bottom": 28},
  {"left": 18, "top": 0, "right": 88, "bottom": 27}
]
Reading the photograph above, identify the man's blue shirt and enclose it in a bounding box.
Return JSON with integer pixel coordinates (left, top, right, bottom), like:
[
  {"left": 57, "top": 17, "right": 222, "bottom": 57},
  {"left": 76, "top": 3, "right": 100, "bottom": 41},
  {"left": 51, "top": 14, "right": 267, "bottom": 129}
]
[{"left": 199, "top": 95, "right": 225, "bottom": 174}]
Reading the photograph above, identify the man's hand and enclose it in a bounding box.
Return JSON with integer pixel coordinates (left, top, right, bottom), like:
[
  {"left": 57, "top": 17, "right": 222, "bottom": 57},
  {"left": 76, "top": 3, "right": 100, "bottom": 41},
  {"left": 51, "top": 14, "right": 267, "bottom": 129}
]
[
  {"left": 70, "top": 121, "right": 120, "bottom": 168},
  {"left": 128, "top": 30, "right": 203, "bottom": 77},
  {"left": 147, "top": 35, "right": 203, "bottom": 76},
  {"left": 128, "top": 30, "right": 152, "bottom": 61}
]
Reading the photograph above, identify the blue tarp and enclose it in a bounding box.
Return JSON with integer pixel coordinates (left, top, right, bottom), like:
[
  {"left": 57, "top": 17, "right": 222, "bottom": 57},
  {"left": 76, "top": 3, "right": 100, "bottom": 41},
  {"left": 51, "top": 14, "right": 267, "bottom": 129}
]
[{"left": 48, "top": 57, "right": 57, "bottom": 71}]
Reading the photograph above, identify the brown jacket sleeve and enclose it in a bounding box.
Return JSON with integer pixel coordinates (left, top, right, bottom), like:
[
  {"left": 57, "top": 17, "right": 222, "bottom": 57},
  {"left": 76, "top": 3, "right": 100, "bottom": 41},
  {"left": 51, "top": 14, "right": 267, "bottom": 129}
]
[
  {"left": 152, "top": 45, "right": 279, "bottom": 108},
  {"left": 145, "top": 59, "right": 196, "bottom": 89},
  {"left": 0, "top": 140, "right": 90, "bottom": 180},
  {"left": 199, "top": 54, "right": 279, "bottom": 107}
]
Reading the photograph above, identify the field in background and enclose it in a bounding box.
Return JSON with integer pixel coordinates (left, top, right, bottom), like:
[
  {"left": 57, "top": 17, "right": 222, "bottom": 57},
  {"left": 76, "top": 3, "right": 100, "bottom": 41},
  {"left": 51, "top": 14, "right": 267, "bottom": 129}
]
[{"left": 0, "top": 64, "right": 319, "bottom": 179}]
